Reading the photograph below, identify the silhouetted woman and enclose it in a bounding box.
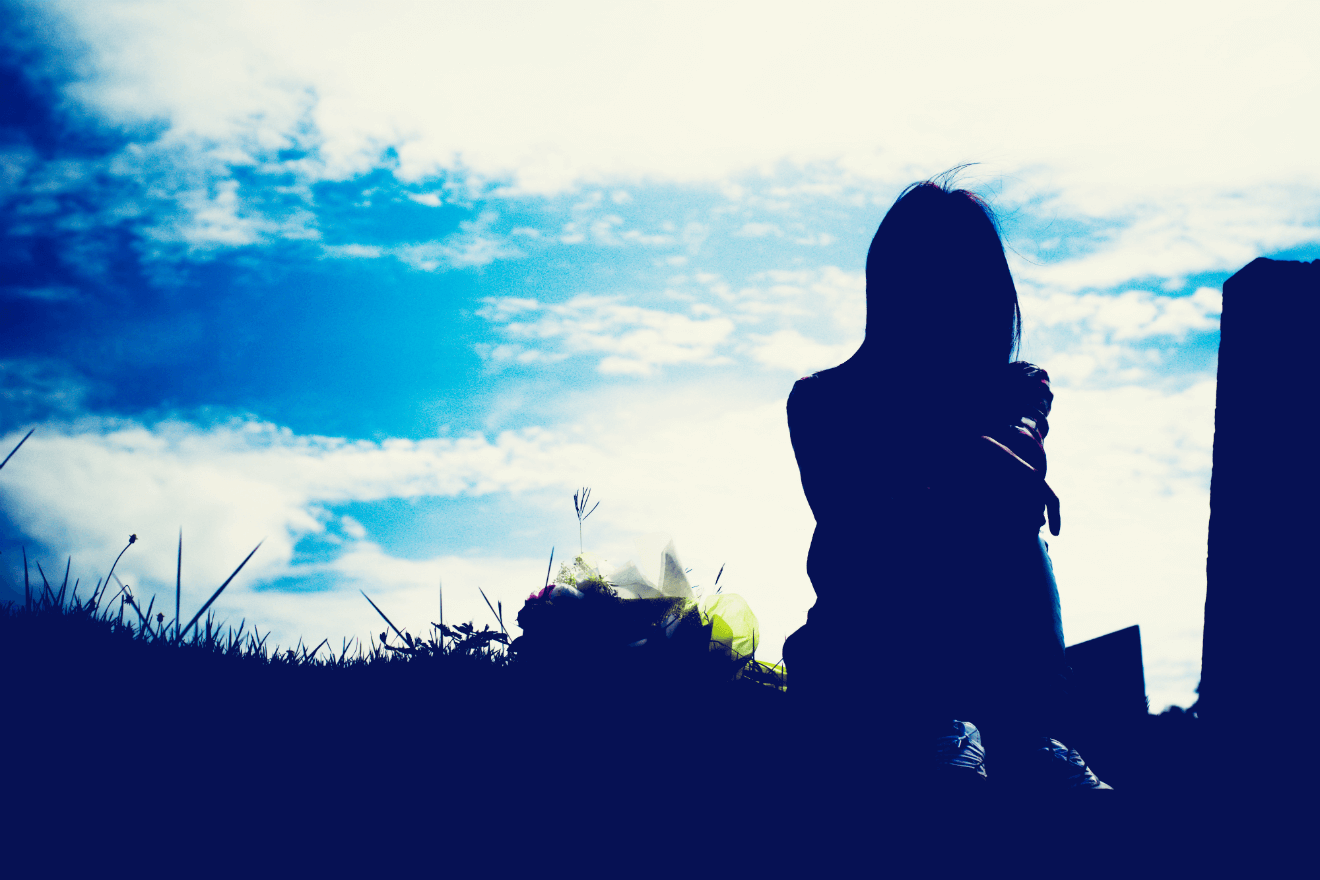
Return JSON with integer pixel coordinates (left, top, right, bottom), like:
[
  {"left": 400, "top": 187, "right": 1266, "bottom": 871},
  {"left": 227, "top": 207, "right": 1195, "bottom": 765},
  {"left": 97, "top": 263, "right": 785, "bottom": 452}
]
[{"left": 783, "top": 175, "right": 1110, "bottom": 792}]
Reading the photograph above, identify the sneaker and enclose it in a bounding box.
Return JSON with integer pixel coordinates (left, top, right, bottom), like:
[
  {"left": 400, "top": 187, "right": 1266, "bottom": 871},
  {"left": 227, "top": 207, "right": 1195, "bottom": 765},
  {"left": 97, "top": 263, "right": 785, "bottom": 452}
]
[
  {"left": 1030, "top": 738, "right": 1113, "bottom": 790},
  {"left": 934, "top": 720, "right": 989, "bottom": 780}
]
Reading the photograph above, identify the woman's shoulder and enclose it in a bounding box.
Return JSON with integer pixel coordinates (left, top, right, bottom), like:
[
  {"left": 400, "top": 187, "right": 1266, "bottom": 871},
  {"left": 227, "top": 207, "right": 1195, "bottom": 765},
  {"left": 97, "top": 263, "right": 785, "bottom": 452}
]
[
  {"left": 788, "top": 365, "right": 852, "bottom": 421},
  {"left": 790, "top": 363, "right": 857, "bottom": 393},
  {"left": 788, "top": 366, "right": 827, "bottom": 401}
]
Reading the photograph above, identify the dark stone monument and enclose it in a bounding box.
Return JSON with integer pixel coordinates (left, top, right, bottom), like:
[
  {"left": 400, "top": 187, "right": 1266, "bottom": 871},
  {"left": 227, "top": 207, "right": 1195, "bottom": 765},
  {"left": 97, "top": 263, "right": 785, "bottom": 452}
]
[
  {"left": 1066, "top": 625, "right": 1147, "bottom": 720},
  {"left": 1202, "top": 258, "right": 1319, "bottom": 814},
  {"left": 1062, "top": 624, "right": 1146, "bottom": 788}
]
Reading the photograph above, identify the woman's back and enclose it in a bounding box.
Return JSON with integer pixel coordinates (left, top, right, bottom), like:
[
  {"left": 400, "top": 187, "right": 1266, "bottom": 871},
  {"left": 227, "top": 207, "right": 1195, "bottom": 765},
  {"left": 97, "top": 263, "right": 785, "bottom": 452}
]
[
  {"left": 787, "top": 359, "right": 1065, "bottom": 760},
  {"left": 782, "top": 174, "right": 1109, "bottom": 792},
  {"left": 789, "top": 357, "right": 1053, "bottom": 613}
]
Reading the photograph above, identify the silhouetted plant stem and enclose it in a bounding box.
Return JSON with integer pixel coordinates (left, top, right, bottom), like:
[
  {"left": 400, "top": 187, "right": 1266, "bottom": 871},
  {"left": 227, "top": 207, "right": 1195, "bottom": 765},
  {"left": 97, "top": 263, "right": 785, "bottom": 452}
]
[
  {"left": 360, "top": 589, "right": 406, "bottom": 643},
  {"left": 176, "top": 529, "right": 182, "bottom": 643},
  {"left": 0, "top": 428, "right": 33, "bottom": 472},
  {"left": 479, "top": 587, "right": 506, "bottom": 637},
  {"left": 36, "top": 559, "right": 53, "bottom": 606},
  {"left": 56, "top": 557, "right": 70, "bottom": 607},
  {"left": 94, "top": 535, "right": 137, "bottom": 611},
  {"left": 573, "top": 487, "right": 599, "bottom": 555},
  {"left": 177, "top": 540, "right": 262, "bottom": 643},
  {"left": 106, "top": 574, "right": 131, "bottom": 608}
]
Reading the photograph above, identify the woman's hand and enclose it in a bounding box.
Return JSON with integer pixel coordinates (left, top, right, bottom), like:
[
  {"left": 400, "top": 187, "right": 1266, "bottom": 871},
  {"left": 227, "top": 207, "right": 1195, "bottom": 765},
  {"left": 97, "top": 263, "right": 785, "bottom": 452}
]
[
  {"left": 1043, "top": 479, "right": 1061, "bottom": 537},
  {"left": 977, "top": 435, "right": 1061, "bottom": 536}
]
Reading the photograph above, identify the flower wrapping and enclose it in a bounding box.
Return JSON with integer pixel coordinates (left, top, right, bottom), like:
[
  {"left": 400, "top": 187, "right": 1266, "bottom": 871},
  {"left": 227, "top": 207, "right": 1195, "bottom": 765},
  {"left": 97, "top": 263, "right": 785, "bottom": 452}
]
[{"left": 512, "top": 542, "right": 772, "bottom": 685}]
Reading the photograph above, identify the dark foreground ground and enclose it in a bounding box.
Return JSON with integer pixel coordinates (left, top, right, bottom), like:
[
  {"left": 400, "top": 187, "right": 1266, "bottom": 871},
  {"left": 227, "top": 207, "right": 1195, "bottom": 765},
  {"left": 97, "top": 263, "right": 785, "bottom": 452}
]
[{"left": 3, "top": 607, "right": 1276, "bottom": 872}]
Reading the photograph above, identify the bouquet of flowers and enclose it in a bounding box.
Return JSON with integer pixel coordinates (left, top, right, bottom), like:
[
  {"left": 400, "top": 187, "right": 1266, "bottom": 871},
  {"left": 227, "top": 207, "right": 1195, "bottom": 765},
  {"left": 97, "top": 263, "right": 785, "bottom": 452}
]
[{"left": 511, "top": 541, "right": 785, "bottom": 692}]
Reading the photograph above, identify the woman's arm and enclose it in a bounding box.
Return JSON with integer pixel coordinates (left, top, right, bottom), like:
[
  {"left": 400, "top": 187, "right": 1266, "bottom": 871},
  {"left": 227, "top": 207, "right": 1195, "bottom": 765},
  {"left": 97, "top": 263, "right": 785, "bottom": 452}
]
[
  {"left": 975, "top": 435, "right": 1061, "bottom": 536},
  {"left": 962, "top": 362, "right": 1060, "bottom": 535}
]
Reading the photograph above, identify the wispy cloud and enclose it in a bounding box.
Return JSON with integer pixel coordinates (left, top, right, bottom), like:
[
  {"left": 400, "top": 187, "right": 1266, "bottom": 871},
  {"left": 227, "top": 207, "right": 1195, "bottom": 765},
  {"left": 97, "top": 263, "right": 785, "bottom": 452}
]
[
  {"left": 0, "top": 416, "right": 594, "bottom": 635},
  {"left": 1024, "top": 286, "right": 1221, "bottom": 341},
  {"left": 744, "top": 330, "right": 856, "bottom": 376},
  {"left": 0, "top": 285, "right": 81, "bottom": 302},
  {"left": 734, "top": 222, "right": 782, "bottom": 238},
  {"left": 317, "top": 210, "right": 518, "bottom": 271},
  {"left": 476, "top": 295, "right": 737, "bottom": 376},
  {"left": 474, "top": 266, "right": 868, "bottom": 377},
  {"left": 21, "top": 0, "right": 1320, "bottom": 254},
  {"left": 1011, "top": 190, "right": 1320, "bottom": 290},
  {"left": 0, "top": 359, "right": 96, "bottom": 423}
]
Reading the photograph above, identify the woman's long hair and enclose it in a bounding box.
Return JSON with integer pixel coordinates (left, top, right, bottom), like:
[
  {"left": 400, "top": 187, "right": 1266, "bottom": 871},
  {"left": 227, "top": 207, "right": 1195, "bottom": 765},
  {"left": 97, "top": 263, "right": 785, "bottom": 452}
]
[{"left": 851, "top": 173, "right": 1022, "bottom": 389}]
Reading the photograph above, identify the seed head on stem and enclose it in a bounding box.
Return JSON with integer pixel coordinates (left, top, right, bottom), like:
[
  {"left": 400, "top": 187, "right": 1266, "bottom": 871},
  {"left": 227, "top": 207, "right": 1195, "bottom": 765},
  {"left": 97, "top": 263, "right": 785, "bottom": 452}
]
[{"left": 573, "top": 487, "right": 599, "bottom": 555}]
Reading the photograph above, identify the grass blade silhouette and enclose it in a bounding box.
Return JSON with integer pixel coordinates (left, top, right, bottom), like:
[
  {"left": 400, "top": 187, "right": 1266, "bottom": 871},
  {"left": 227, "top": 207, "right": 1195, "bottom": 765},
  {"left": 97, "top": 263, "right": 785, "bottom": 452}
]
[
  {"left": 56, "top": 557, "right": 70, "bottom": 608},
  {"left": 360, "top": 590, "right": 406, "bottom": 644},
  {"left": 177, "top": 540, "right": 262, "bottom": 643},
  {"left": 0, "top": 428, "right": 33, "bottom": 472},
  {"left": 36, "top": 560, "right": 53, "bottom": 606},
  {"left": 478, "top": 587, "right": 506, "bottom": 636},
  {"left": 176, "top": 529, "right": 182, "bottom": 642}
]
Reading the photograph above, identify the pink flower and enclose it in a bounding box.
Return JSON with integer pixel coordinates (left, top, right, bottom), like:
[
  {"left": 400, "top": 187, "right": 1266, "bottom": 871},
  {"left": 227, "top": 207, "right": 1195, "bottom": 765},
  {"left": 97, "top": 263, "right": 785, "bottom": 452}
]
[{"left": 527, "top": 584, "right": 555, "bottom": 602}]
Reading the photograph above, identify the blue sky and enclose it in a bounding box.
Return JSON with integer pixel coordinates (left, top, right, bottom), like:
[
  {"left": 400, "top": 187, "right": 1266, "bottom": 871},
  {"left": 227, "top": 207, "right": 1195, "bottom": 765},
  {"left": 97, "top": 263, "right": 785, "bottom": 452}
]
[{"left": 3, "top": 0, "right": 1319, "bottom": 712}]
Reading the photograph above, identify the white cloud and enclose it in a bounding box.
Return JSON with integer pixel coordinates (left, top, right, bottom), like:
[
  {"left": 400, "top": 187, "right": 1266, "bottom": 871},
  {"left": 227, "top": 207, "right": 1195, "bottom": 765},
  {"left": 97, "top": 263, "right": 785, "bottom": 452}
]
[
  {"left": 746, "top": 329, "right": 856, "bottom": 376},
  {"left": 793, "top": 232, "right": 835, "bottom": 247},
  {"left": 0, "top": 417, "right": 592, "bottom": 584},
  {"left": 34, "top": 1, "right": 1318, "bottom": 197},
  {"left": 1022, "top": 287, "right": 1221, "bottom": 342},
  {"left": 475, "top": 266, "right": 869, "bottom": 377},
  {"left": 1011, "top": 190, "right": 1320, "bottom": 290},
  {"left": 406, "top": 192, "right": 442, "bottom": 207},
  {"left": 476, "top": 295, "right": 737, "bottom": 376},
  {"left": 174, "top": 178, "right": 261, "bottom": 246},
  {"left": 321, "top": 243, "right": 383, "bottom": 259},
  {"left": 397, "top": 210, "right": 516, "bottom": 270},
  {"left": 9, "top": 0, "right": 1313, "bottom": 303},
  {"left": 339, "top": 515, "right": 366, "bottom": 540},
  {"left": 732, "top": 267, "right": 865, "bottom": 336},
  {"left": 318, "top": 212, "right": 517, "bottom": 271},
  {"left": 0, "top": 416, "right": 603, "bottom": 649},
  {"left": 734, "top": 222, "right": 782, "bottom": 238}
]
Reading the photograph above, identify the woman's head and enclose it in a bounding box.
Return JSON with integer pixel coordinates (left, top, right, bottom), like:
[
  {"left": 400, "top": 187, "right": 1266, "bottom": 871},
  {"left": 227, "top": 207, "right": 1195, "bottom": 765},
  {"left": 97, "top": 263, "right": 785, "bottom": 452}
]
[{"left": 859, "top": 175, "right": 1021, "bottom": 374}]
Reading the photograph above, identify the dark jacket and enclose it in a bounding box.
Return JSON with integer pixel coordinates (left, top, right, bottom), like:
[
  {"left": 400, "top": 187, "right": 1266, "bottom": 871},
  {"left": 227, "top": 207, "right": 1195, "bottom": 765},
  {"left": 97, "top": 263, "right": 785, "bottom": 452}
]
[{"left": 787, "top": 360, "right": 1059, "bottom": 617}]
